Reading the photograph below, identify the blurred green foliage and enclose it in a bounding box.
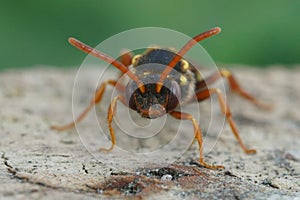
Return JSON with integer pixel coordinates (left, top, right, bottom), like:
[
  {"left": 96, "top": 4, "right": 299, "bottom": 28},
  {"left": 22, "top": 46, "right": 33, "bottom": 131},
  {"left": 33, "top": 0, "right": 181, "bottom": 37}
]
[{"left": 0, "top": 0, "right": 299, "bottom": 69}]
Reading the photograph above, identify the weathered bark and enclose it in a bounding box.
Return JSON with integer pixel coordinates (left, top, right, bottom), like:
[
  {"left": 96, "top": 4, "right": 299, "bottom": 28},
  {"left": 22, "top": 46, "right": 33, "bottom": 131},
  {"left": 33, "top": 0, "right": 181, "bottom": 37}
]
[{"left": 0, "top": 67, "right": 299, "bottom": 199}]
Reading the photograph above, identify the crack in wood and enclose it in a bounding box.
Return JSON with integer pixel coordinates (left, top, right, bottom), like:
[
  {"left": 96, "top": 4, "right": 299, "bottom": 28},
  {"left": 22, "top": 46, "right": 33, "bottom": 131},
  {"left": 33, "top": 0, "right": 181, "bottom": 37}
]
[
  {"left": 262, "top": 178, "right": 280, "bottom": 189},
  {"left": 1, "top": 152, "right": 66, "bottom": 192},
  {"left": 2, "top": 152, "right": 15, "bottom": 171},
  {"left": 82, "top": 164, "right": 89, "bottom": 174},
  {"left": 1, "top": 152, "right": 102, "bottom": 195}
]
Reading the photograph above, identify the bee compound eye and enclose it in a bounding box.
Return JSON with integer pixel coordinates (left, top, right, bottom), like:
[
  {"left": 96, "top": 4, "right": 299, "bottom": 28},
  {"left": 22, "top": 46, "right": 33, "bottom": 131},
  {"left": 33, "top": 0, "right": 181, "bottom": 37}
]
[
  {"left": 125, "top": 81, "right": 137, "bottom": 110},
  {"left": 167, "top": 81, "right": 181, "bottom": 111},
  {"left": 170, "top": 81, "right": 181, "bottom": 101}
]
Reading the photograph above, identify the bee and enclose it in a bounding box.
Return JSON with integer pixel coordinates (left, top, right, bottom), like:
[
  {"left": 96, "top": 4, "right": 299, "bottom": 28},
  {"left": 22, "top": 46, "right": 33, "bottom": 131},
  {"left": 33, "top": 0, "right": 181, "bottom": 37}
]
[{"left": 52, "top": 27, "right": 270, "bottom": 169}]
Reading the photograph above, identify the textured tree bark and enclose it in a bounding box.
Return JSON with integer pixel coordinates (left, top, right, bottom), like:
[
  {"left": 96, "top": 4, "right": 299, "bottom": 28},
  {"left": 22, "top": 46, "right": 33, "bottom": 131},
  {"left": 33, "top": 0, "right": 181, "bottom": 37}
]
[{"left": 0, "top": 67, "right": 299, "bottom": 199}]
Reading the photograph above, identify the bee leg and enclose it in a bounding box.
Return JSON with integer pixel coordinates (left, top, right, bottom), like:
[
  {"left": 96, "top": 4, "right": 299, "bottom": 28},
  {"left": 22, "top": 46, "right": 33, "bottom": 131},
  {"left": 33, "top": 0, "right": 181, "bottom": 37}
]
[
  {"left": 170, "top": 111, "right": 225, "bottom": 169},
  {"left": 120, "top": 49, "right": 133, "bottom": 67},
  {"left": 118, "top": 49, "right": 134, "bottom": 79},
  {"left": 51, "top": 80, "right": 123, "bottom": 131},
  {"left": 220, "top": 70, "right": 272, "bottom": 109},
  {"left": 99, "top": 95, "right": 126, "bottom": 152},
  {"left": 196, "top": 88, "right": 256, "bottom": 154},
  {"left": 199, "top": 70, "right": 272, "bottom": 109}
]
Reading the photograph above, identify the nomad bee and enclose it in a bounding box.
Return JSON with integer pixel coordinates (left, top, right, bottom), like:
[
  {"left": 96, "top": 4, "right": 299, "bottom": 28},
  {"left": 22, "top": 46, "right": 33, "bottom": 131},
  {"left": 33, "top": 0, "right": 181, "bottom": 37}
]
[{"left": 52, "top": 27, "right": 270, "bottom": 169}]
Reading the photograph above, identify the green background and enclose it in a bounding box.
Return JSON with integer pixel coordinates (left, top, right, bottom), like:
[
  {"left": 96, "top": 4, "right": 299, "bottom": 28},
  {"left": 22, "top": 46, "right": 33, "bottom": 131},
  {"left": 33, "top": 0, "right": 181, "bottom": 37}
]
[{"left": 0, "top": 0, "right": 299, "bottom": 70}]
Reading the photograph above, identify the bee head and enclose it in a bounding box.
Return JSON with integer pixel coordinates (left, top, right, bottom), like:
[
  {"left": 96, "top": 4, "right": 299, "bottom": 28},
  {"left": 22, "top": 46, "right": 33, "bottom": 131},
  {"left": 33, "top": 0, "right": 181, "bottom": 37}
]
[{"left": 125, "top": 73, "right": 181, "bottom": 119}]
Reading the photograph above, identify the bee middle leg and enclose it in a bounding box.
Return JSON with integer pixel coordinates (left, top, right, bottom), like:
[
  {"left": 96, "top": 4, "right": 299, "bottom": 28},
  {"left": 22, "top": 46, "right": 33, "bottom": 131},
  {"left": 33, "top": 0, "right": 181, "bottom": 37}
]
[
  {"left": 197, "top": 69, "right": 271, "bottom": 109},
  {"left": 51, "top": 80, "right": 124, "bottom": 131},
  {"left": 196, "top": 88, "right": 256, "bottom": 154}
]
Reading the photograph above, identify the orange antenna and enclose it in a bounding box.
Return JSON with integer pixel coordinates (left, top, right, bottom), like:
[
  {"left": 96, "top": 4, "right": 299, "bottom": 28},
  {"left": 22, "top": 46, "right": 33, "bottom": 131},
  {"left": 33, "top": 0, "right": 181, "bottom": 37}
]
[
  {"left": 156, "top": 27, "right": 221, "bottom": 93},
  {"left": 68, "top": 37, "right": 145, "bottom": 93}
]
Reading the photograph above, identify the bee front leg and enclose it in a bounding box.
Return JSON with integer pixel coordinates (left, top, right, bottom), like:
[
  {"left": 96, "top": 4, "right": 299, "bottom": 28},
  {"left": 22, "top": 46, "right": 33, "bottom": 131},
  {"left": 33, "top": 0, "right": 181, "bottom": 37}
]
[
  {"left": 169, "top": 111, "right": 225, "bottom": 170},
  {"left": 99, "top": 95, "right": 126, "bottom": 152},
  {"left": 120, "top": 49, "right": 133, "bottom": 67}
]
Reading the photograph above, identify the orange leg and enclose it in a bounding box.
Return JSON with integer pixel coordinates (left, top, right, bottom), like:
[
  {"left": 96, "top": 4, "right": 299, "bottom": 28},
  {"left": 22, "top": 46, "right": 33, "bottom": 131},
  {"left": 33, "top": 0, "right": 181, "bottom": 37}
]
[
  {"left": 170, "top": 111, "right": 225, "bottom": 169},
  {"left": 197, "top": 69, "right": 271, "bottom": 109},
  {"left": 196, "top": 88, "right": 256, "bottom": 154},
  {"left": 118, "top": 49, "right": 133, "bottom": 79},
  {"left": 51, "top": 80, "right": 123, "bottom": 131},
  {"left": 99, "top": 95, "right": 126, "bottom": 152},
  {"left": 120, "top": 49, "right": 133, "bottom": 67}
]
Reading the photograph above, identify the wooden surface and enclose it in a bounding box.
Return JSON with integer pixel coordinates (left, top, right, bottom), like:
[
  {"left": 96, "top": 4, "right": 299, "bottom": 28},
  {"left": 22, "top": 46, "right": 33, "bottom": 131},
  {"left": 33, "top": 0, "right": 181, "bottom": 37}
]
[{"left": 0, "top": 66, "right": 299, "bottom": 199}]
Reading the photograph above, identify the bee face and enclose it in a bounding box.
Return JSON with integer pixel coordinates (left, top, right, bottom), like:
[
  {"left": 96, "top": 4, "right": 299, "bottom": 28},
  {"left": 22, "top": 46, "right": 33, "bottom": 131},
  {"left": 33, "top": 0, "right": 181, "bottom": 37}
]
[{"left": 125, "top": 76, "right": 181, "bottom": 119}]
